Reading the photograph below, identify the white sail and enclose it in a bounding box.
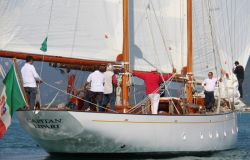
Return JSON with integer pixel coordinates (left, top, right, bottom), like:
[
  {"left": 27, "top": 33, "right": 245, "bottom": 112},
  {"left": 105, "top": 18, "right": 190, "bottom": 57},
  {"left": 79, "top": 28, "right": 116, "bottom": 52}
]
[
  {"left": 193, "top": 0, "right": 250, "bottom": 79},
  {"left": 130, "top": 0, "right": 187, "bottom": 73},
  {"left": 0, "top": 0, "right": 123, "bottom": 62}
]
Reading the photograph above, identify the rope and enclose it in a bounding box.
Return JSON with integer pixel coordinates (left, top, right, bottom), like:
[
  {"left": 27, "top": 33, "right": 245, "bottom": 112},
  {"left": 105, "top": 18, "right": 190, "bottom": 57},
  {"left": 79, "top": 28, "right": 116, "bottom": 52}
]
[
  {"left": 42, "top": 80, "right": 117, "bottom": 113},
  {"left": 128, "top": 94, "right": 150, "bottom": 114},
  {"left": 45, "top": 91, "right": 59, "bottom": 109},
  {"left": 160, "top": 74, "right": 181, "bottom": 114},
  {"left": 0, "top": 64, "right": 6, "bottom": 77}
]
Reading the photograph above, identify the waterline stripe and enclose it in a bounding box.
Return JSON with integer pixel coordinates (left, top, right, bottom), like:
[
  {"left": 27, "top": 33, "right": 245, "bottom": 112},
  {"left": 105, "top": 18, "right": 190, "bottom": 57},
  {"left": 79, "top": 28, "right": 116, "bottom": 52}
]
[{"left": 92, "top": 118, "right": 235, "bottom": 124}]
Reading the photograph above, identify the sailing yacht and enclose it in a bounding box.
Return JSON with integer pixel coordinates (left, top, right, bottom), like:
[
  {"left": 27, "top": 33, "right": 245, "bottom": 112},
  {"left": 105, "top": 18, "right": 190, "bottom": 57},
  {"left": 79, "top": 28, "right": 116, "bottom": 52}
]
[{"left": 0, "top": 0, "right": 249, "bottom": 154}]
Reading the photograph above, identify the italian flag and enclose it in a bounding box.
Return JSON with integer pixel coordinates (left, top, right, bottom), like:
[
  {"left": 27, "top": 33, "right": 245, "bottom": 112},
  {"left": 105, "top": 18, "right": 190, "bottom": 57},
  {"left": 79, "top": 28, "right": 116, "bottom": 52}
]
[{"left": 0, "top": 65, "right": 27, "bottom": 139}]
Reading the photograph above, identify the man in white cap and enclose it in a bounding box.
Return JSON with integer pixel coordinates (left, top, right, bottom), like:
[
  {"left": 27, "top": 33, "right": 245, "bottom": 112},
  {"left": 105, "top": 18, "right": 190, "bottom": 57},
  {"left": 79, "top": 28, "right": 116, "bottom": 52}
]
[{"left": 100, "top": 64, "right": 117, "bottom": 112}]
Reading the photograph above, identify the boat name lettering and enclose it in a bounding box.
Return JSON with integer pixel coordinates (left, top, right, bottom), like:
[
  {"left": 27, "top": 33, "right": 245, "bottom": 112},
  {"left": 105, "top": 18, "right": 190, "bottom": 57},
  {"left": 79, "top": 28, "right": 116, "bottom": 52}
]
[
  {"left": 33, "top": 124, "right": 60, "bottom": 129},
  {"left": 27, "top": 118, "right": 62, "bottom": 129},
  {"left": 27, "top": 118, "right": 62, "bottom": 124}
]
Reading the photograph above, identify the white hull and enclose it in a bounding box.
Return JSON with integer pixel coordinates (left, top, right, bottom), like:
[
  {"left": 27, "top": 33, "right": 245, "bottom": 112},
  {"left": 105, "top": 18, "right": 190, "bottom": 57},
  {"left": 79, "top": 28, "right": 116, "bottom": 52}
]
[{"left": 16, "top": 111, "right": 238, "bottom": 153}]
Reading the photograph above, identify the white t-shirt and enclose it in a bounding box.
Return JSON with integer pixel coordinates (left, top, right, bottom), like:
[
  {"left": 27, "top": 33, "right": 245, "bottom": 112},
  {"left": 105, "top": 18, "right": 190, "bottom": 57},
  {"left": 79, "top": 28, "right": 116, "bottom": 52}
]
[
  {"left": 21, "top": 63, "right": 41, "bottom": 88},
  {"left": 202, "top": 78, "right": 218, "bottom": 92},
  {"left": 87, "top": 70, "right": 104, "bottom": 92},
  {"left": 103, "top": 71, "right": 114, "bottom": 94}
]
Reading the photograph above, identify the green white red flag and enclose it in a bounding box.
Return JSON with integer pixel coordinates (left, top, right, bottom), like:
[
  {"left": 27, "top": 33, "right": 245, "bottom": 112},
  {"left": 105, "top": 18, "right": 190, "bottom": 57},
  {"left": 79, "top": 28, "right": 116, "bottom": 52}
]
[{"left": 0, "top": 65, "right": 27, "bottom": 139}]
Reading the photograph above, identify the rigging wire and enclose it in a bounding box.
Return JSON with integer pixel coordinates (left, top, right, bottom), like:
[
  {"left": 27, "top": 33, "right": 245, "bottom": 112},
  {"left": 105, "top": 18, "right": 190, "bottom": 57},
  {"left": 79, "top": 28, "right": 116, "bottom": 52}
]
[
  {"left": 149, "top": 0, "right": 174, "bottom": 68},
  {"left": 225, "top": 0, "right": 233, "bottom": 64},
  {"left": 145, "top": 1, "right": 171, "bottom": 97},
  {"left": 39, "top": 0, "right": 54, "bottom": 78},
  {"left": 206, "top": 1, "right": 224, "bottom": 76},
  {"left": 233, "top": 0, "right": 236, "bottom": 62},
  {"left": 70, "top": 0, "right": 81, "bottom": 58},
  {"left": 64, "top": 0, "right": 81, "bottom": 91},
  {"left": 180, "top": 0, "right": 185, "bottom": 68},
  {"left": 218, "top": 0, "right": 229, "bottom": 62},
  {"left": 146, "top": 1, "right": 177, "bottom": 76},
  {"left": 207, "top": 1, "right": 220, "bottom": 75},
  {"left": 145, "top": 3, "right": 160, "bottom": 68},
  {"left": 208, "top": 0, "right": 242, "bottom": 74},
  {"left": 193, "top": 0, "right": 207, "bottom": 76},
  {"left": 42, "top": 80, "right": 117, "bottom": 113},
  {"left": 37, "top": 0, "right": 54, "bottom": 106},
  {"left": 226, "top": 1, "right": 236, "bottom": 68},
  {"left": 45, "top": 91, "right": 59, "bottom": 109},
  {"left": 200, "top": 0, "right": 210, "bottom": 74},
  {"left": 136, "top": 1, "right": 184, "bottom": 112},
  {"left": 203, "top": 1, "right": 223, "bottom": 75}
]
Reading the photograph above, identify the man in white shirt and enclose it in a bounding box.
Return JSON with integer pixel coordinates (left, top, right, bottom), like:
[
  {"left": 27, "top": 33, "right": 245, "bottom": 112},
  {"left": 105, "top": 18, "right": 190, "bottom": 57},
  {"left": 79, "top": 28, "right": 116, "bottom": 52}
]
[
  {"left": 202, "top": 72, "right": 218, "bottom": 111},
  {"left": 83, "top": 66, "right": 105, "bottom": 111},
  {"left": 21, "top": 56, "right": 42, "bottom": 109}
]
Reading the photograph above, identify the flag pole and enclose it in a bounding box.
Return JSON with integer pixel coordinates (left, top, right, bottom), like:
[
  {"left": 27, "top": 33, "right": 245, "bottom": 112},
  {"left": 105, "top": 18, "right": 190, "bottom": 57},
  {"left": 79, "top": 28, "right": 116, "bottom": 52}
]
[{"left": 12, "top": 59, "right": 29, "bottom": 107}]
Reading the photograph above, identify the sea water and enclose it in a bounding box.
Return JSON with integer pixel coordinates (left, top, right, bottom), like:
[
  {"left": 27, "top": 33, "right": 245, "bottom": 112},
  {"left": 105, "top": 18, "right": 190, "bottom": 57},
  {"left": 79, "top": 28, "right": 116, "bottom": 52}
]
[{"left": 0, "top": 113, "right": 249, "bottom": 160}]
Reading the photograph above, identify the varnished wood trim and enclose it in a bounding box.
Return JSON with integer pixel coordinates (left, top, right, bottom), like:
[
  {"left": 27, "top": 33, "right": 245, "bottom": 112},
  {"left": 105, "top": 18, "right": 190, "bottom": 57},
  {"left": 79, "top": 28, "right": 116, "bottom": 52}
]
[{"left": 0, "top": 50, "right": 114, "bottom": 66}]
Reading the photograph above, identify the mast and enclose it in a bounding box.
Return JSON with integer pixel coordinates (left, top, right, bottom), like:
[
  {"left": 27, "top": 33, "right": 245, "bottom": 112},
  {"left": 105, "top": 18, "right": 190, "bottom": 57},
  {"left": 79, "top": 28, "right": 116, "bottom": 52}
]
[
  {"left": 187, "top": 0, "right": 193, "bottom": 104},
  {"left": 121, "top": 0, "right": 129, "bottom": 110}
]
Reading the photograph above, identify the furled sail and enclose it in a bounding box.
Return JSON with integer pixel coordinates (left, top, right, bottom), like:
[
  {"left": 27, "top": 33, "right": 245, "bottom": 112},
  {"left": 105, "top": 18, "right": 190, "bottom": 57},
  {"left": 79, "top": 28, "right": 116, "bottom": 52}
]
[
  {"left": 129, "top": 0, "right": 187, "bottom": 73},
  {"left": 0, "top": 0, "right": 123, "bottom": 63},
  {"left": 193, "top": 0, "right": 250, "bottom": 79}
]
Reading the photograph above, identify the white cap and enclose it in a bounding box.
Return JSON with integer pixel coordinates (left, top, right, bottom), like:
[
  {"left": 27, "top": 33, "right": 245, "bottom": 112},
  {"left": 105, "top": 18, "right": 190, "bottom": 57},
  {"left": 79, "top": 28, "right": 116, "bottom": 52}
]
[{"left": 106, "top": 63, "right": 114, "bottom": 71}]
